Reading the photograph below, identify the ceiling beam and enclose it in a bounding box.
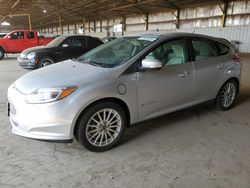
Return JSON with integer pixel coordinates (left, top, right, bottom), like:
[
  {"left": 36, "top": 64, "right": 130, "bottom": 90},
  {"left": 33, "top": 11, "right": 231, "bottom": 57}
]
[{"left": 11, "top": 0, "right": 22, "bottom": 9}]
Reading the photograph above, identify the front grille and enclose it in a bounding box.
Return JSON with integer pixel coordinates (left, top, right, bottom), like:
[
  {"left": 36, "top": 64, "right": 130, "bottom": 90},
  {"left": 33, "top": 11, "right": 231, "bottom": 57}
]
[{"left": 9, "top": 101, "right": 17, "bottom": 115}]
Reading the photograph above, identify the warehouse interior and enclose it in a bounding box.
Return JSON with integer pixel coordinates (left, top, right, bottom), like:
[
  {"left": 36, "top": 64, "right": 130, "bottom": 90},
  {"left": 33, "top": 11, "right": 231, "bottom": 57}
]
[{"left": 0, "top": 0, "right": 250, "bottom": 187}]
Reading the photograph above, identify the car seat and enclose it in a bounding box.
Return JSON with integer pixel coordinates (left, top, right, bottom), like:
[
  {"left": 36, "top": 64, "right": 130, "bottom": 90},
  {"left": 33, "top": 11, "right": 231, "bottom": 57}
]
[{"left": 167, "top": 44, "right": 184, "bottom": 65}]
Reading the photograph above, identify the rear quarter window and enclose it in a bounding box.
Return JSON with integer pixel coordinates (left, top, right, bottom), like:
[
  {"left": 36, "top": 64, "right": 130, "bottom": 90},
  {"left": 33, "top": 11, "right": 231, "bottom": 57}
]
[{"left": 217, "top": 42, "right": 229, "bottom": 55}]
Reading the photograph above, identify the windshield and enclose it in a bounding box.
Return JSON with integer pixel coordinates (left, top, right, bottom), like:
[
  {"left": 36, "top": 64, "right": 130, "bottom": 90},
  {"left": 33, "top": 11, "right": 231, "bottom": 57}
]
[
  {"left": 77, "top": 36, "right": 158, "bottom": 68},
  {"left": 46, "top": 36, "right": 66, "bottom": 47}
]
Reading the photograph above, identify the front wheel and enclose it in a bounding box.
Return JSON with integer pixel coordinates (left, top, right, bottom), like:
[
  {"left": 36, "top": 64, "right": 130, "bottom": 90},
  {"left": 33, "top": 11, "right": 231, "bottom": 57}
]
[
  {"left": 39, "top": 57, "right": 54, "bottom": 68},
  {"left": 216, "top": 79, "right": 238, "bottom": 110},
  {"left": 76, "top": 102, "right": 126, "bottom": 152},
  {"left": 0, "top": 48, "right": 4, "bottom": 60}
]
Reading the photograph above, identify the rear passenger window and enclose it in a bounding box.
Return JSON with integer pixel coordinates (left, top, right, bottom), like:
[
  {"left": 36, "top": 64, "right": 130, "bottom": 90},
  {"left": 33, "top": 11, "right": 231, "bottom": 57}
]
[
  {"left": 88, "top": 38, "right": 102, "bottom": 47},
  {"left": 79, "top": 38, "right": 87, "bottom": 47},
  {"left": 192, "top": 38, "right": 218, "bottom": 61},
  {"left": 217, "top": 42, "right": 229, "bottom": 55},
  {"left": 27, "top": 32, "right": 35, "bottom": 39}
]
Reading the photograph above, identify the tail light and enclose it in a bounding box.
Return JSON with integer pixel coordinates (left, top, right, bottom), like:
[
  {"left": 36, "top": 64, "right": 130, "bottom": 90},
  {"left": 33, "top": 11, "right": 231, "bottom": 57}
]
[{"left": 233, "top": 53, "right": 241, "bottom": 63}]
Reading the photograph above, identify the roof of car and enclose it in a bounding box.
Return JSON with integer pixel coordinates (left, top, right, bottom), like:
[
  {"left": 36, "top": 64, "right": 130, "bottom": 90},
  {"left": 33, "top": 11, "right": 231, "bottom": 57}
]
[
  {"left": 60, "top": 34, "right": 99, "bottom": 38},
  {"left": 139, "top": 32, "right": 214, "bottom": 39},
  {"left": 123, "top": 32, "right": 227, "bottom": 44}
]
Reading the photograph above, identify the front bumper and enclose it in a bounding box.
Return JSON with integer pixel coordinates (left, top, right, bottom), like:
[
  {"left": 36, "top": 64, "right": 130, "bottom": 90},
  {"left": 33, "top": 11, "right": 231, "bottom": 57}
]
[
  {"left": 17, "top": 57, "right": 37, "bottom": 69},
  {"left": 8, "top": 84, "right": 74, "bottom": 141}
]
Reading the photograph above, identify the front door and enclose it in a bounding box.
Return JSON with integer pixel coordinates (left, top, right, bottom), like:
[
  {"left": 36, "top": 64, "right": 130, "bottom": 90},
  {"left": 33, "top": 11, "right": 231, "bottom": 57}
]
[
  {"left": 6, "top": 31, "right": 25, "bottom": 52},
  {"left": 136, "top": 38, "right": 195, "bottom": 121}
]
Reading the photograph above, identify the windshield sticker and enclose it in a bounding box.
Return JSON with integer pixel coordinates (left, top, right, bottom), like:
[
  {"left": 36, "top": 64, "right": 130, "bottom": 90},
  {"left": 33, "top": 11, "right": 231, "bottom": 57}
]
[{"left": 138, "top": 37, "right": 157, "bottom": 42}]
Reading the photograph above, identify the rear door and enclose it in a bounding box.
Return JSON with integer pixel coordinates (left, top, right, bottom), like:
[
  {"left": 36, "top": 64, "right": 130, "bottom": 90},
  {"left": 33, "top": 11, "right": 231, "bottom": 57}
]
[
  {"left": 75, "top": 37, "right": 89, "bottom": 56},
  {"left": 23, "top": 31, "right": 38, "bottom": 50},
  {"left": 190, "top": 37, "right": 228, "bottom": 101},
  {"left": 87, "top": 37, "right": 102, "bottom": 52}
]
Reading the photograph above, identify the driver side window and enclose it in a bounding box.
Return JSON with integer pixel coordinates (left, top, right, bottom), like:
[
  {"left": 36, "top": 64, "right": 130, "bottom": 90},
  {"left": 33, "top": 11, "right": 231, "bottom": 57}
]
[
  {"left": 9, "top": 32, "right": 24, "bottom": 40},
  {"left": 145, "top": 39, "right": 186, "bottom": 66}
]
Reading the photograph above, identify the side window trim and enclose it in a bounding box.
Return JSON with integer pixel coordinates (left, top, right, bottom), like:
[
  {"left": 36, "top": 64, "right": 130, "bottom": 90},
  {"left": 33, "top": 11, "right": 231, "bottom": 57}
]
[{"left": 186, "top": 37, "right": 195, "bottom": 61}]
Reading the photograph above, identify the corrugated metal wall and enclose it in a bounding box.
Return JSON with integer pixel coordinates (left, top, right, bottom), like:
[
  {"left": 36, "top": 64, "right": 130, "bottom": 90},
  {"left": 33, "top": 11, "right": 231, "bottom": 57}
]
[
  {"left": 123, "top": 26, "right": 250, "bottom": 53},
  {"left": 181, "top": 26, "right": 250, "bottom": 53},
  {"left": 39, "top": 0, "right": 250, "bottom": 53}
]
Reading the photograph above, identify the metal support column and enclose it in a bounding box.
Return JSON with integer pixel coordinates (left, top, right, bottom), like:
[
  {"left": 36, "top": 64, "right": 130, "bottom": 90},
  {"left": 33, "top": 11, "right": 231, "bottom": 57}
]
[
  {"left": 145, "top": 13, "right": 149, "bottom": 31},
  {"left": 59, "top": 16, "right": 63, "bottom": 34},
  {"left": 176, "top": 9, "right": 180, "bottom": 29},
  {"left": 82, "top": 18, "right": 86, "bottom": 34},
  {"left": 219, "top": 1, "right": 229, "bottom": 27},
  {"left": 27, "top": 14, "right": 32, "bottom": 30}
]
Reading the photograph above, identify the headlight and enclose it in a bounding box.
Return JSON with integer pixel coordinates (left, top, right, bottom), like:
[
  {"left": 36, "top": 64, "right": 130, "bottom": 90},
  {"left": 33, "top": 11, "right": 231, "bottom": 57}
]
[
  {"left": 25, "top": 87, "right": 77, "bottom": 104},
  {"left": 20, "top": 53, "right": 26, "bottom": 59},
  {"left": 26, "top": 52, "right": 36, "bottom": 59}
]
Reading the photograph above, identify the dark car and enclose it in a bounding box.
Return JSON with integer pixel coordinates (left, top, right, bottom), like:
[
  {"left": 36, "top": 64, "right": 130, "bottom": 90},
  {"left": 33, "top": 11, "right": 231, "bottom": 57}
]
[
  {"left": 101, "top": 37, "right": 117, "bottom": 43},
  {"left": 18, "top": 35, "right": 103, "bottom": 69}
]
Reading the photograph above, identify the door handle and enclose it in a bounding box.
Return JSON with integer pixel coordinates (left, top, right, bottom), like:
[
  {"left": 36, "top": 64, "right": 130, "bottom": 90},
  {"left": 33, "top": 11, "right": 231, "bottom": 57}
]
[
  {"left": 178, "top": 71, "right": 189, "bottom": 78},
  {"left": 217, "top": 64, "right": 223, "bottom": 69}
]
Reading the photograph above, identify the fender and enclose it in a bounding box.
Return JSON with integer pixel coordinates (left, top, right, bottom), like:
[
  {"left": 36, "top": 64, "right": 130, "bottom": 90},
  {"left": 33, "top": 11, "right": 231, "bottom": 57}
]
[{"left": 0, "top": 44, "right": 7, "bottom": 53}]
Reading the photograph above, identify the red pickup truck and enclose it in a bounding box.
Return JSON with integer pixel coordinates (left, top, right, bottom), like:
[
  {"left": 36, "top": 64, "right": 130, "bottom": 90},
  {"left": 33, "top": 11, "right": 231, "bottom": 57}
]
[{"left": 0, "top": 30, "right": 54, "bottom": 60}]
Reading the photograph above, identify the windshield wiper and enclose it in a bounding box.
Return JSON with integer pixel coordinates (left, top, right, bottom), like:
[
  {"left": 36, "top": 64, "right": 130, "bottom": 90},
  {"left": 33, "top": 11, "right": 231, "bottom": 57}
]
[
  {"left": 88, "top": 62, "right": 101, "bottom": 67},
  {"left": 77, "top": 59, "right": 112, "bottom": 68}
]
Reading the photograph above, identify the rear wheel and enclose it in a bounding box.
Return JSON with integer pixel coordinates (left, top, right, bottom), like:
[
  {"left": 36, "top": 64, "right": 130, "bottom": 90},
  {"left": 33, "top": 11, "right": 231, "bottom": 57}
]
[
  {"left": 216, "top": 79, "right": 238, "bottom": 110},
  {"left": 39, "top": 56, "right": 54, "bottom": 68},
  {"left": 76, "top": 102, "right": 126, "bottom": 152},
  {"left": 0, "top": 48, "right": 4, "bottom": 60}
]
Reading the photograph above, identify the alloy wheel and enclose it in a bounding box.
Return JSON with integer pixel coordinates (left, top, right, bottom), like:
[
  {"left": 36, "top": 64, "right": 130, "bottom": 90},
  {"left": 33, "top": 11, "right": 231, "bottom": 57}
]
[
  {"left": 41, "top": 59, "right": 53, "bottom": 67},
  {"left": 220, "top": 82, "right": 236, "bottom": 108},
  {"left": 86, "top": 108, "right": 122, "bottom": 147}
]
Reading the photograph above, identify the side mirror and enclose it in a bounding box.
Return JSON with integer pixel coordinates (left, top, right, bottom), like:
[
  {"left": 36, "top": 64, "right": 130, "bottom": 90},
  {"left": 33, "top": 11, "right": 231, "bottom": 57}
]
[
  {"left": 62, "top": 44, "right": 69, "bottom": 48},
  {"left": 140, "top": 58, "right": 162, "bottom": 71}
]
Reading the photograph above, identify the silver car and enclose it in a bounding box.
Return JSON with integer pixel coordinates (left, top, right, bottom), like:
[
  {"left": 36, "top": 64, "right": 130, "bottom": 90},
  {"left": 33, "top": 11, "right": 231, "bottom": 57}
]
[{"left": 8, "top": 33, "right": 242, "bottom": 152}]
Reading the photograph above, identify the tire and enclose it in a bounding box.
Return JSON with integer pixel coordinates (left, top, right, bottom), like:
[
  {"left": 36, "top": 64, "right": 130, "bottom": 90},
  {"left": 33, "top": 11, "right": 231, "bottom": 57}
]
[
  {"left": 216, "top": 79, "right": 238, "bottom": 111},
  {"left": 0, "top": 48, "right": 4, "bottom": 60},
  {"left": 38, "top": 56, "right": 54, "bottom": 68},
  {"left": 76, "top": 102, "right": 126, "bottom": 152}
]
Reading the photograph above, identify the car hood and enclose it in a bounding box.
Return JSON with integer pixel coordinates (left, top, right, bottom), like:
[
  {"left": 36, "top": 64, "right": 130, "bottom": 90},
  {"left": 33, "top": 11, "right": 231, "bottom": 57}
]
[
  {"left": 21, "top": 46, "right": 53, "bottom": 55},
  {"left": 14, "top": 60, "right": 113, "bottom": 94}
]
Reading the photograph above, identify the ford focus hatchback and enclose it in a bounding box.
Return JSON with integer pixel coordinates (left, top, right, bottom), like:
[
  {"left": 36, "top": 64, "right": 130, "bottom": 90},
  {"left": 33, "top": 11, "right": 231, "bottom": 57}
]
[{"left": 8, "top": 33, "right": 242, "bottom": 152}]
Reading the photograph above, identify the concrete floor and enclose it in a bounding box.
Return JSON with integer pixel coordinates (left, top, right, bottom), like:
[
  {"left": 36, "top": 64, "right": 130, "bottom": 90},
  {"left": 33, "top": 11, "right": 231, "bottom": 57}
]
[{"left": 0, "top": 54, "right": 250, "bottom": 188}]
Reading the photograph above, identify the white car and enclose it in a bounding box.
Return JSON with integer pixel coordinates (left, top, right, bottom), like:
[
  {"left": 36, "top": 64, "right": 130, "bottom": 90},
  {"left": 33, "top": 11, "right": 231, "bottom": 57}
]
[{"left": 8, "top": 33, "right": 242, "bottom": 152}]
